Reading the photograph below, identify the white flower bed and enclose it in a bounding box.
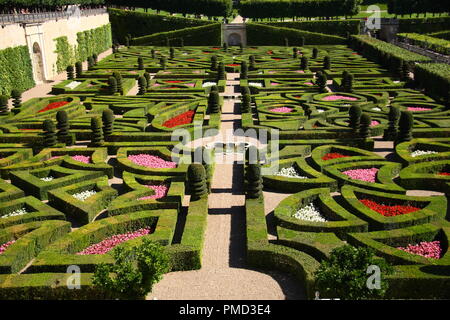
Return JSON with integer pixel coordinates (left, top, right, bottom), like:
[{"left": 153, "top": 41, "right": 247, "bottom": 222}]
[
  {"left": 293, "top": 203, "right": 328, "bottom": 222},
  {"left": 248, "top": 82, "right": 263, "bottom": 87},
  {"left": 202, "top": 82, "right": 217, "bottom": 88},
  {"left": 410, "top": 150, "right": 438, "bottom": 158},
  {"left": 371, "top": 107, "right": 382, "bottom": 111},
  {"left": 65, "top": 81, "right": 82, "bottom": 89},
  {"left": 316, "top": 109, "right": 325, "bottom": 113},
  {"left": 275, "top": 167, "right": 307, "bottom": 179},
  {"left": 1, "top": 207, "right": 28, "bottom": 219},
  {"left": 72, "top": 190, "right": 97, "bottom": 202},
  {"left": 41, "top": 176, "right": 54, "bottom": 182}
]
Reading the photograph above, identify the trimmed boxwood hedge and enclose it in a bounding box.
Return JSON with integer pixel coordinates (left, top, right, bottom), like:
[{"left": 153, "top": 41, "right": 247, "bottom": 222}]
[
  {"left": 414, "top": 63, "right": 450, "bottom": 102},
  {"left": 263, "top": 20, "right": 361, "bottom": 37},
  {"left": 0, "top": 45, "right": 35, "bottom": 96}
]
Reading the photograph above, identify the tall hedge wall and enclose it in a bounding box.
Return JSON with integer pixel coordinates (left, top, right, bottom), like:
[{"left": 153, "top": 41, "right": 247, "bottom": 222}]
[
  {"left": 264, "top": 20, "right": 361, "bottom": 37},
  {"left": 0, "top": 45, "right": 35, "bottom": 96},
  {"left": 388, "top": 0, "right": 449, "bottom": 16},
  {"left": 428, "top": 30, "right": 450, "bottom": 41},
  {"left": 108, "top": 8, "right": 214, "bottom": 44},
  {"left": 132, "top": 23, "right": 222, "bottom": 46},
  {"left": 76, "top": 23, "right": 112, "bottom": 62},
  {"left": 246, "top": 23, "right": 346, "bottom": 46},
  {"left": 398, "top": 17, "right": 450, "bottom": 34},
  {"left": 414, "top": 63, "right": 450, "bottom": 102}
]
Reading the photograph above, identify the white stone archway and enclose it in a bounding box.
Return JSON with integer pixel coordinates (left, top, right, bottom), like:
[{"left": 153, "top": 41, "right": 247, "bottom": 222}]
[
  {"left": 223, "top": 24, "right": 246, "bottom": 46},
  {"left": 24, "top": 23, "right": 49, "bottom": 83}
]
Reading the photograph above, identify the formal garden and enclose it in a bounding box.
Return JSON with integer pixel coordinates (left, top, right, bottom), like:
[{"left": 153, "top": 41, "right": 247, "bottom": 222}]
[{"left": 0, "top": 0, "right": 449, "bottom": 301}]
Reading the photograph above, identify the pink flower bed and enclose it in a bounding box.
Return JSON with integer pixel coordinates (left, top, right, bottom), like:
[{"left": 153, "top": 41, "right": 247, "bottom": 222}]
[
  {"left": 322, "top": 95, "right": 358, "bottom": 101},
  {"left": 270, "top": 107, "right": 293, "bottom": 113},
  {"left": 71, "top": 155, "right": 91, "bottom": 164},
  {"left": 342, "top": 168, "right": 379, "bottom": 182},
  {"left": 407, "top": 107, "right": 432, "bottom": 112},
  {"left": 128, "top": 154, "right": 177, "bottom": 169},
  {"left": 76, "top": 228, "right": 151, "bottom": 255},
  {"left": 0, "top": 240, "right": 15, "bottom": 255},
  {"left": 371, "top": 120, "right": 380, "bottom": 126},
  {"left": 271, "top": 82, "right": 280, "bottom": 86},
  {"left": 304, "top": 82, "right": 314, "bottom": 86},
  {"left": 397, "top": 241, "right": 442, "bottom": 259},
  {"left": 138, "top": 184, "right": 169, "bottom": 200},
  {"left": 295, "top": 70, "right": 305, "bottom": 73}
]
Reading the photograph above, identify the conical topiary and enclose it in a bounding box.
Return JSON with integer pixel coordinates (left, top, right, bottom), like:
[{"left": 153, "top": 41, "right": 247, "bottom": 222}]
[
  {"left": 249, "top": 55, "right": 256, "bottom": 70},
  {"left": 66, "top": 65, "right": 74, "bottom": 80},
  {"left": 208, "top": 91, "right": 220, "bottom": 113},
  {"left": 316, "top": 71, "right": 327, "bottom": 93},
  {"left": 396, "top": 111, "right": 414, "bottom": 145},
  {"left": 293, "top": 47, "right": 298, "bottom": 59},
  {"left": 343, "top": 73, "right": 354, "bottom": 93},
  {"left": 108, "top": 76, "right": 118, "bottom": 94},
  {"left": 56, "top": 110, "right": 71, "bottom": 144},
  {"left": 138, "top": 76, "right": 147, "bottom": 95},
  {"left": 160, "top": 56, "right": 167, "bottom": 70},
  {"left": 245, "top": 163, "right": 262, "bottom": 199},
  {"left": 43, "top": 119, "right": 57, "bottom": 147},
  {"left": 349, "top": 105, "right": 362, "bottom": 132},
  {"left": 144, "top": 72, "right": 151, "bottom": 89},
  {"left": 169, "top": 47, "right": 175, "bottom": 59},
  {"left": 137, "top": 56, "right": 144, "bottom": 70},
  {"left": 187, "top": 163, "right": 207, "bottom": 200},
  {"left": 151, "top": 49, "right": 156, "bottom": 59},
  {"left": 217, "top": 62, "right": 225, "bottom": 81},
  {"left": 241, "top": 93, "right": 251, "bottom": 113},
  {"left": 359, "top": 113, "right": 371, "bottom": 139},
  {"left": 90, "top": 117, "right": 104, "bottom": 147},
  {"left": 112, "top": 71, "right": 123, "bottom": 94},
  {"left": 223, "top": 42, "right": 228, "bottom": 52},
  {"left": 246, "top": 146, "right": 259, "bottom": 165},
  {"left": 11, "top": 89, "right": 22, "bottom": 111},
  {"left": 87, "top": 56, "right": 95, "bottom": 70},
  {"left": 300, "top": 56, "right": 308, "bottom": 70},
  {"left": 102, "top": 108, "right": 114, "bottom": 136},
  {"left": 210, "top": 55, "right": 218, "bottom": 71},
  {"left": 0, "top": 95, "right": 8, "bottom": 114},
  {"left": 323, "top": 56, "right": 331, "bottom": 70},
  {"left": 241, "top": 61, "right": 248, "bottom": 79},
  {"left": 312, "top": 47, "right": 318, "bottom": 59},
  {"left": 75, "top": 61, "right": 83, "bottom": 78},
  {"left": 93, "top": 53, "right": 98, "bottom": 64},
  {"left": 383, "top": 106, "right": 400, "bottom": 141},
  {"left": 241, "top": 86, "right": 251, "bottom": 96}
]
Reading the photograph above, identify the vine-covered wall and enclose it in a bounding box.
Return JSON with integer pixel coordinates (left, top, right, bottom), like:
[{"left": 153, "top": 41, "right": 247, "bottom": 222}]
[{"left": 0, "top": 45, "right": 35, "bottom": 96}]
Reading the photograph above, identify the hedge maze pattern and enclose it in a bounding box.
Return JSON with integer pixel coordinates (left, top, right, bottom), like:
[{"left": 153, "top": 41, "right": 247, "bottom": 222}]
[{"left": 0, "top": 43, "right": 449, "bottom": 299}]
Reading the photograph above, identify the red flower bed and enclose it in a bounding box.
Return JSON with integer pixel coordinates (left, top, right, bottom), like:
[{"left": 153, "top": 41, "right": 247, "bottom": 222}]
[
  {"left": 226, "top": 63, "right": 240, "bottom": 66},
  {"left": 162, "top": 110, "right": 195, "bottom": 128},
  {"left": 165, "top": 80, "right": 183, "bottom": 83},
  {"left": 322, "top": 153, "right": 350, "bottom": 161},
  {"left": 187, "top": 58, "right": 197, "bottom": 61},
  {"left": 267, "top": 50, "right": 273, "bottom": 54},
  {"left": 438, "top": 172, "right": 450, "bottom": 176},
  {"left": 38, "top": 101, "right": 69, "bottom": 113},
  {"left": 360, "top": 199, "right": 421, "bottom": 217}
]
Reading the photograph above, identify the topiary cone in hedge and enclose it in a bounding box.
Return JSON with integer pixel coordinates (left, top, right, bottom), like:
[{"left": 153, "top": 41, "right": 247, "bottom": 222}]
[
  {"left": 209, "top": 85, "right": 219, "bottom": 93},
  {"left": 56, "top": 110, "right": 71, "bottom": 144},
  {"left": 316, "top": 71, "right": 327, "bottom": 93},
  {"left": 241, "top": 86, "right": 250, "bottom": 96},
  {"left": 102, "top": 109, "right": 114, "bottom": 137},
  {"left": 138, "top": 76, "right": 147, "bottom": 95},
  {"left": 137, "top": 56, "right": 144, "bottom": 70},
  {"left": 112, "top": 72, "right": 123, "bottom": 94},
  {"left": 246, "top": 145, "right": 259, "bottom": 165},
  {"left": 210, "top": 55, "right": 218, "bottom": 71},
  {"left": 300, "top": 56, "right": 309, "bottom": 70},
  {"left": 359, "top": 113, "right": 371, "bottom": 139},
  {"left": 87, "top": 56, "right": 95, "bottom": 70},
  {"left": 293, "top": 47, "right": 298, "bottom": 59},
  {"left": 66, "top": 65, "right": 74, "bottom": 80},
  {"left": 187, "top": 163, "right": 207, "bottom": 200},
  {"left": 90, "top": 117, "right": 104, "bottom": 147},
  {"left": 312, "top": 48, "right": 318, "bottom": 59},
  {"left": 169, "top": 47, "right": 175, "bottom": 59},
  {"left": 0, "top": 95, "right": 8, "bottom": 114},
  {"left": 208, "top": 91, "right": 220, "bottom": 113},
  {"left": 249, "top": 55, "right": 256, "bottom": 70},
  {"left": 396, "top": 111, "right": 414, "bottom": 145},
  {"left": 143, "top": 72, "right": 151, "bottom": 89},
  {"left": 241, "top": 93, "right": 251, "bottom": 113},
  {"left": 43, "top": 119, "right": 57, "bottom": 148},
  {"left": 217, "top": 62, "right": 225, "bottom": 81},
  {"left": 344, "top": 73, "right": 354, "bottom": 93},
  {"left": 75, "top": 61, "right": 83, "bottom": 78},
  {"left": 108, "top": 76, "right": 118, "bottom": 95},
  {"left": 323, "top": 56, "right": 331, "bottom": 70},
  {"left": 223, "top": 42, "right": 228, "bottom": 52},
  {"left": 93, "top": 53, "right": 98, "bottom": 64},
  {"left": 151, "top": 49, "right": 156, "bottom": 59},
  {"left": 160, "top": 56, "right": 167, "bottom": 70},
  {"left": 349, "top": 105, "right": 362, "bottom": 132},
  {"left": 241, "top": 61, "right": 248, "bottom": 79},
  {"left": 384, "top": 106, "right": 400, "bottom": 141},
  {"left": 11, "top": 89, "right": 22, "bottom": 111},
  {"left": 300, "top": 36, "right": 305, "bottom": 47},
  {"left": 284, "top": 38, "right": 289, "bottom": 47},
  {"left": 245, "top": 163, "right": 263, "bottom": 199}
]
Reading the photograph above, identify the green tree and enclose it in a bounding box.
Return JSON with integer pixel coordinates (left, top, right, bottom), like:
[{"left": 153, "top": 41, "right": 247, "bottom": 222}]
[
  {"left": 92, "top": 239, "right": 170, "bottom": 300},
  {"left": 241, "top": 61, "right": 248, "bottom": 79},
  {"left": 43, "top": 119, "right": 57, "bottom": 148},
  {"left": 0, "top": 95, "right": 8, "bottom": 114},
  {"left": 102, "top": 109, "right": 115, "bottom": 137},
  {"left": 108, "top": 76, "right": 118, "bottom": 95},
  {"left": 90, "top": 117, "right": 104, "bottom": 147},
  {"left": 56, "top": 110, "right": 72, "bottom": 145},
  {"left": 315, "top": 245, "right": 392, "bottom": 300},
  {"left": 138, "top": 76, "right": 147, "bottom": 95},
  {"left": 384, "top": 106, "right": 400, "bottom": 141}
]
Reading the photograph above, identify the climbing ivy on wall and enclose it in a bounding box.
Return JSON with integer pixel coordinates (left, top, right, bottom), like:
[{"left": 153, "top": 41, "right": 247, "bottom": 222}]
[
  {"left": 0, "top": 45, "right": 35, "bottom": 96},
  {"left": 54, "top": 36, "right": 76, "bottom": 73},
  {"left": 77, "top": 24, "right": 112, "bottom": 62}
]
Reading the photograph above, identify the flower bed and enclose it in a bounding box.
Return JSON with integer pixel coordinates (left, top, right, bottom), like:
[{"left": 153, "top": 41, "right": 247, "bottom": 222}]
[
  {"left": 411, "top": 150, "right": 438, "bottom": 158},
  {"left": 226, "top": 63, "right": 240, "bottom": 66},
  {"left": 40, "top": 176, "right": 54, "bottom": 182},
  {"left": 248, "top": 82, "right": 263, "bottom": 87},
  {"left": 371, "top": 120, "right": 380, "bottom": 126},
  {"left": 407, "top": 107, "right": 432, "bottom": 111},
  {"left": 293, "top": 203, "right": 328, "bottom": 222},
  {"left": 38, "top": 101, "right": 69, "bottom": 113},
  {"left": 438, "top": 172, "right": 450, "bottom": 176},
  {"left": 322, "top": 95, "right": 357, "bottom": 101},
  {"left": 162, "top": 110, "right": 195, "bottom": 128},
  {"left": 1, "top": 208, "right": 27, "bottom": 219},
  {"left": 71, "top": 155, "right": 91, "bottom": 163},
  {"left": 275, "top": 167, "right": 307, "bottom": 179},
  {"left": 72, "top": 190, "right": 97, "bottom": 202},
  {"left": 138, "top": 184, "right": 169, "bottom": 200},
  {"left": 202, "top": 82, "right": 217, "bottom": 88},
  {"left": 0, "top": 240, "right": 16, "bottom": 255},
  {"left": 360, "top": 199, "right": 421, "bottom": 217},
  {"left": 322, "top": 153, "right": 350, "bottom": 161},
  {"left": 397, "top": 241, "right": 442, "bottom": 259},
  {"left": 76, "top": 228, "right": 151, "bottom": 255},
  {"left": 270, "top": 107, "right": 293, "bottom": 113},
  {"left": 342, "top": 168, "right": 379, "bottom": 182},
  {"left": 128, "top": 154, "right": 177, "bottom": 169}
]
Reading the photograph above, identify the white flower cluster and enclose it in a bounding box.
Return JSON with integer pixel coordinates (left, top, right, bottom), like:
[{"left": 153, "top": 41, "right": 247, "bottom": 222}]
[
  {"left": 248, "top": 82, "right": 263, "bottom": 87},
  {"left": 410, "top": 150, "right": 438, "bottom": 158},
  {"left": 202, "top": 82, "right": 217, "bottom": 88},
  {"left": 1, "top": 207, "right": 28, "bottom": 219},
  {"left": 72, "top": 190, "right": 97, "bottom": 201},
  {"left": 275, "top": 167, "right": 307, "bottom": 179},
  {"left": 293, "top": 203, "right": 328, "bottom": 222},
  {"left": 371, "top": 107, "right": 382, "bottom": 111},
  {"left": 40, "top": 176, "right": 54, "bottom": 182},
  {"left": 316, "top": 109, "right": 325, "bottom": 113},
  {"left": 65, "top": 81, "right": 82, "bottom": 89}
]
